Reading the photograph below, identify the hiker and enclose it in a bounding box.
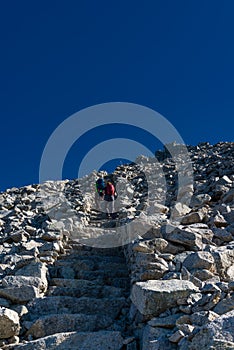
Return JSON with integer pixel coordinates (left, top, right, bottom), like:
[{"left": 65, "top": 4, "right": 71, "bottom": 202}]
[
  {"left": 95, "top": 177, "right": 105, "bottom": 210},
  {"left": 104, "top": 180, "right": 116, "bottom": 218}
]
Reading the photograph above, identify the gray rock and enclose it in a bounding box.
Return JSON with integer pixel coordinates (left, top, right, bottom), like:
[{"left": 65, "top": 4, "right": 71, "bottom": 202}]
[
  {"left": 27, "top": 313, "right": 113, "bottom": 338},
  {"left": 213, "top": 294, "right": 234, "bottom": 315},
  {"left": 148, "top": 313, "right": 183, "bottom": 328},
  {"left": 201, "top": 283, "right": 221, "bottom": 293},
  {"left": 187, "top": 293, "right": 203, "bottom": 305},
  {"left": 181, "top": 267, "right": 204, "bottom": 289},
  {"left": 213, "top": 228, "right": 233, "bottom": 242},
  {"left": 169, "top": 329, "right": 184, "bottom": 343},
  {"left": 229, "top": 281, "right": 234, "bottom": 291},
  {"left": 181, "top": 211, "right": 204, "bottom": 225},
  {"left": 2, "top": 275, "right": 46, "bottom": 294},
  {"left": 212, "top": 244, "right": 234, "bottom": 281},
  {"left": 149, "top": 238, "right": 169, "bottom": 253},
  {"left": 224, "top": 210, "right": 234, "bottom": 225},
  {"left": 190, "top": 194, "right": 211, "bottom": 207},
  {"left": 137, "top": 266, "right": 168, "bottom": 281},
  {"left": 190, "top": 310, "right": 219, "bottom": 326},
  {"left": 216, "top": 175, "right": 232, "bottom": 187},
  {"left": 132, "top": 242, "right": 153, "bottom": 253},
  {"left": 9, "top": 230, "right": 28, "bottom": 243},
  {"left": 26, "top": 296, "right": 125, "bottom": 319},
  {"left": 15, "top": 262, "right": 48, "bottom": 289},
  {"left": 192, "top": 268, "right": 215, "bottom": 281},
  {"left": 142, "top": 325, "right": 176, "bottom": 350},
  {"left": 0, "top": 285, "right": 40, "bottom": 303},
  {"left": 131, "top": 279, "right": 198, "bottom": 317},
  {"left": 162, "top": 225, "right": 203, "bottom": 251},
  {"left": 173, "top": 203, "right": 191, "bottom": 218},
  {"left": 177, "top": 323, "right": 195, "bottom": 335},
  {"left": 227, "top": 265, "right": 234, "bottom": 281},
  {"left": 190, "top": 310, "right": 234, "bottom": 349},
  {"left": 183, "top": 251, "right": 215, "bottom": 271},
  {"left": 6, "top": 331, "right": 124, "bottom": 350},
  {"left": 222, "top": 188, "right": 234, "bottom": 203},
  {"left": 0, "top": 307, "right": 20, "bottom": 339},
  {"left": 213, "top": 213, "right": 228, "bottom": 228},
  {"left": 0, "top": 297, "right": 11, "bottom": 308},
  {"left": 11, "top": 305, "right": 28, "bottom": 317}
]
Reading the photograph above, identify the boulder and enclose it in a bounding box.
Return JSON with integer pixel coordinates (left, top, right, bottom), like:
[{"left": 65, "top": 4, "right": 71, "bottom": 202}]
[
  {"left": 0, "top": 285, "right": 40, "bottom": 304},
  {"left": 162, "top": 225, "right": 204, "bottom": 250},
  {"left": 213, "top": 294, "right": 234, "bottom": 315},
  {"left": 172, "top": 203, "right": 191, "bottom": 218},
  {"left": 0, "top": 307, "right": 20, "bottom": 339},
  {"left": 6, "top": 331, "right": 124, "bottom": 350},
  {"left": 15, "top": 262, "right": 48, "bottom": 292},
  {"left": 131, "top": 279, "right": 198, "bottom": 317},
  {"left": 192, "top": 269, "right": 215, "bottom": 281},
  {"left": 212, "top": 244, "right": 234, "bottom": 281},
  {"left": 181, "top": 211, "right": 204, "bottom": 225},
  {"left": 183, "top": 251, "right": 215, "bottom": 271},
  {"left": 213, "top": 228, "right": 233, "bottom": 242},
  {"left": 2, "top": 276, "right": 46, "bottom": 293}
]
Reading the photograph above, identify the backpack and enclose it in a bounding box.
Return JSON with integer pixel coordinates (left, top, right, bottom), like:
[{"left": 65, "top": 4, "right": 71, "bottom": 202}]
[
  {"left": 105, "top": 182, "right": 115, "bottom": 196},
  {"left": 96, "top": 178, "right": 105, "bottom": 194}
]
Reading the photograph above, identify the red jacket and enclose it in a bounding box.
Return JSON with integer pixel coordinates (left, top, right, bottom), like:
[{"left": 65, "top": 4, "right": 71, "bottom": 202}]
[{"left": 105, "top": 182, "right": 115, "bottom": 195}]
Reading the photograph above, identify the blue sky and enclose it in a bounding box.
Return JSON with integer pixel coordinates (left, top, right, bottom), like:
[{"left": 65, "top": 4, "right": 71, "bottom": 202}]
[{"left": 0, "top": 1, "right": 234, "bottom": 191}]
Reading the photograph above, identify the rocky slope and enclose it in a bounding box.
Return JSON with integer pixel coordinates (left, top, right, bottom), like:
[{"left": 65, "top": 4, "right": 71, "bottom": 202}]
[{"left": 0, "top": 141, "right": 233, "bottom": 349}]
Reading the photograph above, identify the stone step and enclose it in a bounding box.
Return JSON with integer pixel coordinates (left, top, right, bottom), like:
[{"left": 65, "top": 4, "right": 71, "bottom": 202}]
[
  {"left": 49, "top": 265, "right": 129, "bottom": 281},
  {"left": 26, "top": 296, "right": 126, "bottom": 319},
  {"left": 48, "top": 268, "right": 129, "bottom": 283},
  {"left": 48, "top": 279, "right": 125, "bottom": 298},
  {"left": 6, "top": 330, "right": 124, "bottom": 350},
  {"left": 51, "top": 258, "right": 127, "bottom": 272},
  {"left": 67, "top": 245, "right": 125, "bottom": 257},
  {"left": 76, "top": 269, "right": 129, "bottom": 280},
  {"left": 26, "top": 313, "right": 114, "bottom": 339},
  {"left": 54, "top": 254, "right": 126, "bottom": 264}
]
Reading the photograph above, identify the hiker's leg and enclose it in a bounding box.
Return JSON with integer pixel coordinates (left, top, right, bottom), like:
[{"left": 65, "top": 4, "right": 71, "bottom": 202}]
[
  {"left": 110, "top": 197, "right": 115, "bottom": 214},
  {"left": 95, "top": 192, "right": 100, "bottom": 210},
  {"left": 105, "top": 200, "right": 109, "bottom": 215}
]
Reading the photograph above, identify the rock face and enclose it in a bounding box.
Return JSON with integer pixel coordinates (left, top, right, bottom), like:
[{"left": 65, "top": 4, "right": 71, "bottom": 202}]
[{"left": 0, "top": 141, "right": 234, "bottom": 349}]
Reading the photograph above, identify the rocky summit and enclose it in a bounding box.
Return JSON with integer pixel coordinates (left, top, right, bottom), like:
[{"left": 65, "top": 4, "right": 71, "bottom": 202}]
[{"left": 0, "top": 141, "right": 234, "bottom": 350}]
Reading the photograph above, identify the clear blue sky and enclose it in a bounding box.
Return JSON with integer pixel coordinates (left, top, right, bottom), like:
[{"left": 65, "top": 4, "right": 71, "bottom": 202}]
[{"left": 0, "top": 1, "right": 234, "bottom": 191}]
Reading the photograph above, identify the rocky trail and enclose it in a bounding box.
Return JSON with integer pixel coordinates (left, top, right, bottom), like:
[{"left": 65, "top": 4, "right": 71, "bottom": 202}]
[
  {"left": 0, "top": 141, "right": 234, "bottom": 349},
  {"left": 13, "top": 241, "right": 132, "bottom": 349}
]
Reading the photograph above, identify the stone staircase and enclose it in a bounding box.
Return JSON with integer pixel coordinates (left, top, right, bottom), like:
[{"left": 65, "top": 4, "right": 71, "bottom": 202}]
[
  {"left": 10, "top": 233, "right": 133, "bottom": 349},
  {"left": 88, "top": 208, "right": 120, "bottom": 228}
]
